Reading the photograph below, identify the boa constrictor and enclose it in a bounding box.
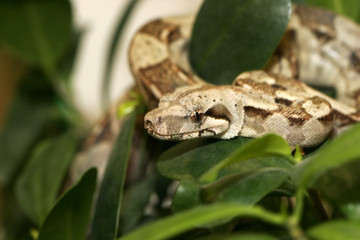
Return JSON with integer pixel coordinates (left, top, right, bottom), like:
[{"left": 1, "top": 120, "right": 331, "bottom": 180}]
[{"left": 129, "top": 5, "right": 360, "bottom": 147}]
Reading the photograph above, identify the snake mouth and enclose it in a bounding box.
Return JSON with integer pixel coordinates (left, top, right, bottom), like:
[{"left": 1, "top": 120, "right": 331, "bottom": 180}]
[{"left": 146, "top": 127, "right": 218, "bottom": 140}]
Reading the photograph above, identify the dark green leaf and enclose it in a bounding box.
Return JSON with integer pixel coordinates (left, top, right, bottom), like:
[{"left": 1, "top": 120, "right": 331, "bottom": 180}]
[
  {"left": 0, "top": 0, "right": 72, "bottom": 70},
  {"left": 200, "top": 134, "right": 292, "bottom": 182},
  {"left": 119, "top": 175, "right": 157, "bottom": 234},
  {"left": 157, "top": 137, "right": 292, "bottom": 184},
  {"left": 37, "top": 168, "right": 97, "bottom": 240},
  {"left": 304, "top": 0, "right": 360, "bottom": 23},
  {"left": 190, "top": 0, "right": 292, "bottom": 84},
  {"left": 118, "top": 204, "right": 285, "bottom": 240},
  {"left": 0, "top": 99, "right": 52, "bottom": 186},
  {"left": 292, "top": 124, "right": 360, "bottom": 187},
  {"left": 307, "top": 220, "right": 360, "bottom": 240},
  {"left": 172, "top": 181, "right": 201, "bottom": 212},
  {"left": 91, "top": 110, "right": 137, "bottom": 240},
  {"left": 313, "top": 159, "right": 360, "bottom": 204},
  {"left": 204, "top": 168, "right": 289, "bottom": 205},
  {"left": 15, "top": 132, "right": 78, "bottom": 225}
]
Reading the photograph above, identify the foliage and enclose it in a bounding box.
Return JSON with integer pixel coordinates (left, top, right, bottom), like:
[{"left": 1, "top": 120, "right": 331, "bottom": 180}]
[{"left": 1, "top": 0, "right": 360, "bottom": 239}]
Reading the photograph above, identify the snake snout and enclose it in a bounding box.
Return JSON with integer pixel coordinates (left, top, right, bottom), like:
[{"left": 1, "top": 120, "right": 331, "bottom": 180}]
[{"left": 145, "top": 120, "right": 153, "bottom": 130}]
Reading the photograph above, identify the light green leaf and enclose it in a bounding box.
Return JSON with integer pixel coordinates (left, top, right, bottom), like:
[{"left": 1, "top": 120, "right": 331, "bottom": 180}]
[
  {"left": 292, "top": 124, "right": 360, "bottom": 187},
  {"left": 307, "top": 220, "right": 360, "bottom": 240},
  {"left": 200, "top": 134, "right": 292, "bottom": 183},
  {"left": 190, "top": 0, "right": 292, "bottom": 85},
  {"left": 38, "top": 168, "right": 97, "bottom": 240},
  {"left": 118, "top": 204, "right": 285, "bottom": 240},
  {"left": 15, "top": 132, "right": 78, "bottom": 225}
]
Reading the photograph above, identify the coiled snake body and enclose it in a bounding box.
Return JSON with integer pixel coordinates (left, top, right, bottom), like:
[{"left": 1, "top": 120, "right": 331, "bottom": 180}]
[{"left": 129, "top": 5, "right": 360, "bottom": 147}]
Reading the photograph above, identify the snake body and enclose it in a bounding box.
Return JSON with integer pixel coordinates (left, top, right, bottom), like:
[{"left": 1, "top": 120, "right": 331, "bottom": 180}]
[{"left": 129, "top": 5, "right": 360, "bottom": 147}]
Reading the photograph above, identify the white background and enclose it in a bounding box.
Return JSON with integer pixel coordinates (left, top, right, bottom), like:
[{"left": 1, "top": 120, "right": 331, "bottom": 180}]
[{"left": 71, "top": 0, "right": 203, "bottom": 123}]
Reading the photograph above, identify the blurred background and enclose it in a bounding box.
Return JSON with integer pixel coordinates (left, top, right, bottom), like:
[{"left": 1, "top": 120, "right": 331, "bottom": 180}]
[{"left": 69, "top": 0, "right": 202, "bottom": 122}]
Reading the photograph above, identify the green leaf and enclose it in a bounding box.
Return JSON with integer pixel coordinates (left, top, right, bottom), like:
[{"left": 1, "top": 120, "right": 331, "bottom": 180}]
[
  {"left": 0, "top": 0, "right": 72, "bottom": 70},
  {"left": 304, "top": 0, "right": 360, "bottom": 23},
  {"left": 15, "top": 132, "right": 78, "bottom": 225},
  {"left": 190, "top": 0, "right": 292, "bottom": 85},
  {"left": 118, "top": 204, "right": 285, "bottom": 240},
  {"left": 91, "top": 110, "right": 137, "bottom": 240},
  {"left": 119, "top": 175, "right": 157, "bottom": 234},
  {"left": 37, "top": 168, "right": 97, "bottom": 240},
  {"left": 200, "top": 134, "right": 292, "bottom": 183},
  {"left": 157, "top": 137, "right": 292, "bottom": 184},
  {"left": 204, "top": 168, "right": 289, "bottom": 205},
  {"left": 341, "top": 203, "right": 360, "bottom": 221},
  {"left": 312, "top": 159, "right": 360, "bottom": 204},
  {"left": 307, "top": 220, "right": 360, "bottom": 240},
  {"left": 172, "top": 181, "right": 202, "bottom": 212},
  {"left": 292, "top": 124, "right": 360, "bottom": 187},
  {"left": 0, "top": 99, "right": 51, "bottom": 185},
  {"left": 157, "top": 138, "right": 250, "bottom": 182},
  {"left": 200, "top": 234, "right": 278, "bottom": 240}
]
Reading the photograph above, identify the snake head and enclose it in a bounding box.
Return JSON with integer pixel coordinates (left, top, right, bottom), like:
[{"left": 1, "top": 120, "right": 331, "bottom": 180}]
[{"left": 144, "top": 85, "right": 244, "bottom": 140}]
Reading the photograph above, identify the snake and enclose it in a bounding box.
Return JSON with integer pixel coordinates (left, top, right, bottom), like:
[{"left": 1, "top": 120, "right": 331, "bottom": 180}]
[
  {"left": 70, "top": 4, "right": 360, "bottom": 184},
  {"left": 129, "top": 5, "right": 360, "bottom": 147}
]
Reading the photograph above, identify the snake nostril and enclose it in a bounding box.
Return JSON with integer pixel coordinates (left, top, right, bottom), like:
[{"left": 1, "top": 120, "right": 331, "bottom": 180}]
[{"left": 145, "top": 120, "right": 153, "bottom": 129}]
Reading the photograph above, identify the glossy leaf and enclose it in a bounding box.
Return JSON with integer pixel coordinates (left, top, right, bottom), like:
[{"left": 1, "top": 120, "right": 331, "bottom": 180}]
[
  {"left": 119, "top": 175, "right": 157, "bottom": 234},
  {"left": 157, "top": 137, "right": 292, "bottom": 184},
  {"left": 91, "top": 110, "right": 137, "bottom": 240},
  {"left": 0, "top": 0, "right": 72, "bottom": 70},
  {"left": 0, "top": 99, "right": 51, "bottom": 185},
  {"left": 172, "top": 181, "right": 201, "bottom": 212},
  {"left": 292, "top": 124, "right": 360, "bottom": 187},
  {"left": 37, "top": 168, "right": 97, "bottom": 240},
  {"left": 204, "top": 168, "right": 289, "bottom": 205},
  {"left": 200, "top": 134, "right": 292, "bottom": 183},
  {"left": 190, "top": 0, "right": 292, "bottom": 84},
  {"left": 15, "top": 132, "right": 78, "bottom": 225},
  {"left": 312, "top": 159, "right": 360, "bottom": 204},
  {"left": 304, "top": 0, "right": 360, "bottom": 23},
  {"left": 307, "top": 220, "right": 360, "bottom": 240},
  {"left": 119, "top": 204, "right": 285, "bottom": 240}
]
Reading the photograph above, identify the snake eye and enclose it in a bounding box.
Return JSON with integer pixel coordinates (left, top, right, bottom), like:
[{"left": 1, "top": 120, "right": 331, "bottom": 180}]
[{"left": 190, "top": 110, "right": 204, "bottom": 123}]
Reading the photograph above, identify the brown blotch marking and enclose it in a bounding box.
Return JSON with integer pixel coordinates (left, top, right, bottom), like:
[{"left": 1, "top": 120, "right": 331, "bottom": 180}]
[
  {"left": 287, "top": 117, "right": 306, "bottom": 127},
  {"left": 275, "top": 98, "right": 292, "bottom": 106},
  {"left": 234, "top": 78, "right": 276, "bottom": 96},
  {"left": 139, "top": 59, "right": 196, "bottom": 98},
  {"left": 333, "top": 110, "right": 357, "bottom": 127},
  {"left": 244, "top": 106, "right": 272, "bottom": 120},
  {"left": 265, "top": 29, "right": 299, "bottom": 78},
  {"left": 318, "top": 112, "right": 334, "bottom": 126},
  {"left": 352, "top": 89, "right": 360, "bottom": 108},
  {"left": 350, "top": 50, "right": 360, "bottom": 73},
  {"left": 294, "top": 5, "right": 336, "bottom": 37},
  {"left": 312, "top": 29, "right": 335, "bottom": 43},
  {"left": 271, "top": 84, "right": 287, "bottom": 90},
  {"left": 309, "top": 96, "right": 330, "bottom": 107},
  {"left": 139, "top": 19, "right": 181, "bottom": 43}
]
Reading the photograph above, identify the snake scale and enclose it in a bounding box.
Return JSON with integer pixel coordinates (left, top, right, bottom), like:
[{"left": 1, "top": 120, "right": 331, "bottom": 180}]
[
  {"left": 130, "top": 5, "right": 360, "bottom": 147},
  {"left": 70, "top": 4, "right": 360, "bottom": 183}
]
